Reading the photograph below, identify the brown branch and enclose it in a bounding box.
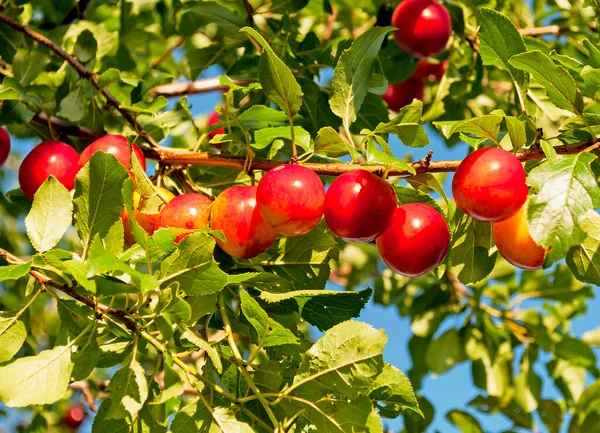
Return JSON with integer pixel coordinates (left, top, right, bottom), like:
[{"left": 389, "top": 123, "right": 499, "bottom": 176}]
[
  {"left": 242, "top": 0, "right": 256, "bottom": 27},
  {"left": 151, "top": 35, "right": 185, "bottom": 69},
  {"left": 518, "top": 22, "right": 596, "bottom": 37},
  {"left": 148, "top": 139, "right": 594, "bottom": 177},
  {"left": 60, "top": 0, "right": 92, "bottom": 25},
  {"left": 151, "top": 77, "right": 254, "bottom": 98},
  {"left": 32, "top": 112, "right": 102, "bottom": 141},
  {"left": 0, "top": 11, "right": 158, "bottom": 148},
  {"left": 0, "top": 247, "right": 139, "bottom": 332}
]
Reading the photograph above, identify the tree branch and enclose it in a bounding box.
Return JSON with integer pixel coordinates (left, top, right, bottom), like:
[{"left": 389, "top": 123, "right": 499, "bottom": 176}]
[
  {"left": 148, "top": 139, "right": 594, "bottom": 177},
  {"left": 151, "top": 35, "right": 185, "bottom": 69},
  {"left": 518, "top": 22, "right": 596, "bottom": 36},
  {"left": 151, "top": 77, "right": 254, "bottom": 98},
  {"left": 32, "top": 112, "right": 102, "bottom": 141},
  {"left": 60, "top": 0, "right": 92, "bottom": 25},
  {"left": 0, "top": 11, "right": 158, "bottom": 148}
]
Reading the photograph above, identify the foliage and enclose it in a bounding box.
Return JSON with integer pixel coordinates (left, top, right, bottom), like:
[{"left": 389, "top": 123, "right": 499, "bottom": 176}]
[{"left": 0, "top": 0, "right": 599, "bottom": 432}]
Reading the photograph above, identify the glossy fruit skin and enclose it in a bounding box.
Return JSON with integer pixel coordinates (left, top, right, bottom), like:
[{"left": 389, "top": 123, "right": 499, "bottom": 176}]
[
  {"left": 0, "top": 127, "right": 10, "bottom": 167},
  {"left": 493, "top": 202, "right": 546, "bottom": 270},
  {"left": 392, "top": 0, "right": 452, "bottom": 58},
  {"left": 376, "top": 203, "right": 450, "bottom": 277},
  {"left": 122, "top": 188, "right": 175, "bottom": 245},
  {"left": 257, "top": 164, "right": 325, "bottom": 236},
  {"left": 63, "top": 406, "right": 85, "bottom": 429},
  {"left": 452, "top": 147, "right": 528, "bottom": 222},
  {"left": 79, "top": 135, "right": 146, "bottom": 171},
  {"left": 211, "top": 186, "right": 278, "bottom": 259},
  {"left": 208, "top": 111, "right": 224, "bottom": 150},
  {"left": 324, "top": 170, "right": 397, "bottom": 242},
  {"left": 413, "top": 59, "right": 448, "bottom": 81},
  {"left": 19, "top": 141, "right": 80, "bottom": 201},
  {"left": 382, "top": 79, "right": 424, "bottom": 111},
  {"left": 159, "top": 193, "right": 212, "bottom": 242}
]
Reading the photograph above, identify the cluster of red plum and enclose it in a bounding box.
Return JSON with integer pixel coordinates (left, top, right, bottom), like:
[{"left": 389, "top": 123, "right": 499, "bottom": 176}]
[
  {"left": 1, "top": 124, "right": 544, "bottom": 276},
  {"left": 382, "top": 0, "right": 451, "bottom": 110}
]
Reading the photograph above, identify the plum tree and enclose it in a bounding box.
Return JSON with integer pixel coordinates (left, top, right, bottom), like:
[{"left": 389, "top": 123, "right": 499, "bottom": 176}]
[
  {"left": 452, "top": 147, "right": 528, "bottom": 222},
  {"left": 210, "top": 186, "right": 278, "bottom": 258},
  {"left": 18, "top": 141, "right": 79, "bottom": 200},
  {"left": 324, "top": 170, "right": 397, "bottom": 242},
  {"left": 256, "top": 164, "right": 325, "bottom": 236},
  {"left": 0, "top": 2, "right": 599, "bottom": 433},
  {"left": 376, "top": 203, "right": 450, "bottom": 277},
  {"left": 0, "top": 126, "right": 9, "bottom": 167},
  {"left": 391, "top": 0, "right": 452, "bottom": 58}
]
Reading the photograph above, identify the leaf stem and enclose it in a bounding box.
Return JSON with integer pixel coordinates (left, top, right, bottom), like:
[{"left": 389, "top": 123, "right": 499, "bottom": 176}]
[{"left": 218, "top": 291, "right": 281, "bottom": 429}]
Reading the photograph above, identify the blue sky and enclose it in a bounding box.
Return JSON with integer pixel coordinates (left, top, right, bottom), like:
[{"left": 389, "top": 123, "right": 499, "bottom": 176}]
[{"left": 1, "top": 54, "right": 599, "bottom": 432}]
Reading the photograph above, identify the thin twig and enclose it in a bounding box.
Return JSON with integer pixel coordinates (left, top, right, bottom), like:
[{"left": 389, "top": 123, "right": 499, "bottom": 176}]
[
  {"left": 0, "top": 12, "right": 158, "bottom": 148},
  {"left": 151, "top": 77, "right": 254, "bottom": 98},
  {"left": 60, "top": 0, "right": 92, "bottom": 24},
  {"left": 151, "top": 35, "right": 185, "bottom": 69}
]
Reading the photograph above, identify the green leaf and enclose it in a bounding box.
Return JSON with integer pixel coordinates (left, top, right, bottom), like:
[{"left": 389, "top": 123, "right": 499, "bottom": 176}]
[
  {"left": 451, "top": 213, "right": 496, "bottom": 284},
  {"left": 253, "top": 126, "right": 311, "bottom": 150},
  {"left": 583, "top": 327, "right": 600, "bottom": 347},
  {"left": 426, "top": 329, "right": 466, "bottom": 374},
  {"left": 182, "top": 330, "right": 223, "bottom": 374},
  {"left": 0, "top": 345, "right": 72, "bottom": 407},
  {"left": 12, "top": 49, "right": 50, "bottom": 87},
  {"left": 87, "top": 236, "right": 158, "bottom": 293},
  {"left": 106, "top": 360, "right": 149, "bottom": 420},
  {"left": 171, "top": 400, "right": 255, "bottom": 433},
  {"left": 446, "top": 410, "right": 484, "bottom": 433},
  {"left": 300, "top": 396, "right": 384, "bottom": 433},
  {"left": 241, "top": 27, "right": 303, "bottom": 118},
  {"left": 555, "top": 337, "right": 597, "bottom": 368},
  {"left": 433, "top": 115, "right": 503, "bottom": 146},
  {"left": 259, "top": 288, "right": 371, "bottom": 331},
  {"left": 505, "top": 116, "right": 528, "bottom": 150},
  {"left": 312, "top": 126, "right": 354, "bottom": 158},
  {"left": 240, "top": 289, "right": 299, "bottom": 347},
  {"left": 366, "top": 139, "right": 416, "bottom": 174},
  {"left": 567, "top": 210, "right": 600, "bottom": 285},
  {"left": 527, "top": 153, "right": 600, "bottom": 260},
  {"left": 372, "top": 100, "right": 429, "bottom": 148},
  {"left": 292, "top": 321, "right": 386, "bottom": 399},
  {"left": 0, "top": 100, "right": 35, "bottom": 124},
  {"left": 245, "top": 223, "right": 338, "bottom": 290},
  {"left": 0, "top": 311, "right": 28, "bottom": 363},
  {"left": 329, "top": 27, "right": 393, "bottom": 131},
  {"left": 74, "top": 29, "right": 97, "bottom": 63},
  {"left": 237, "top": 105, "right": 289, "bottom": 129},
  {"left": 0, "top": 262, "right": 32, "bottom": 282},
  {"left": 575, "top": 379, "right": 600, "bottom": 418},
  {"left": 159, "top": 232, "right": 235, "bottom": 296},
  {"left": 179, "top": 2, "right": 246, "bottom": 38},
  {"left": 370, "top": 363, "right": 421, "bottom": 418},
  {"left": 183, "top": 45, "right": 225, "bottom": 81},
  {"left": 25, "top": 177, "right": 73, "bottom": 253},
  {"left": 478, "top": 9, "right": 528, "bottom": 88},
  {"left": 74, "top": 152, "right": 129, "bottom": 255},
  {"left": 538, "top": 399, "right": 563, "bottom": 433},
  {"left": 57, "top": 84, "right": 85, "bottom": 122},
  {"left": 510, "top": 51, "right": 584, "bottom": 115}
]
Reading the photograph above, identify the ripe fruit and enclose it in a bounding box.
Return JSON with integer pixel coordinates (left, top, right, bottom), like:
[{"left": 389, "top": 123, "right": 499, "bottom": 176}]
[
  {"left": 63, "top": 406, "right": 85, "bottom": 429},
  {"left": 210, "top": 186, "right": 278, "bottom": 258},
  {"left": 208, "top": 111, "right": 225, "bottom": 149},
  {"left": 376, "top": 203, "right": 449, "bottom": 277},
  {"left": 382, "top": 79, "right": 424, "bottom": 112},
  {"left": 0, "top": 126, "right": 10, "bottom": 167},
  {"left": 257, "top": 164, "right": 325, "bottom": 236},
  {"left": 493, "top": 202, "right": 546, "bottom": 270},
  {"left": 122, "top": 187, "right": 176, "bottom": 245},
  {"left": 159, "top": 193, "right": 212, "bottom": 242},
  {"left": 19, "top": 141, "right": 80, "bottom": 201},
  {"left": 79, "top": 135, "right": 146, "bottom": 171},
  {"left": 324, "top": 170, "right": 397, "bottom": 242},
  {"left": 413, "top": 59, "right": 448, "bottom": 81},
  {"left": 452, "top": 147, "right": 528, "bottom": 222},
  {"left": 392, "top": 0, "right": 452, "bottom": 58}
]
